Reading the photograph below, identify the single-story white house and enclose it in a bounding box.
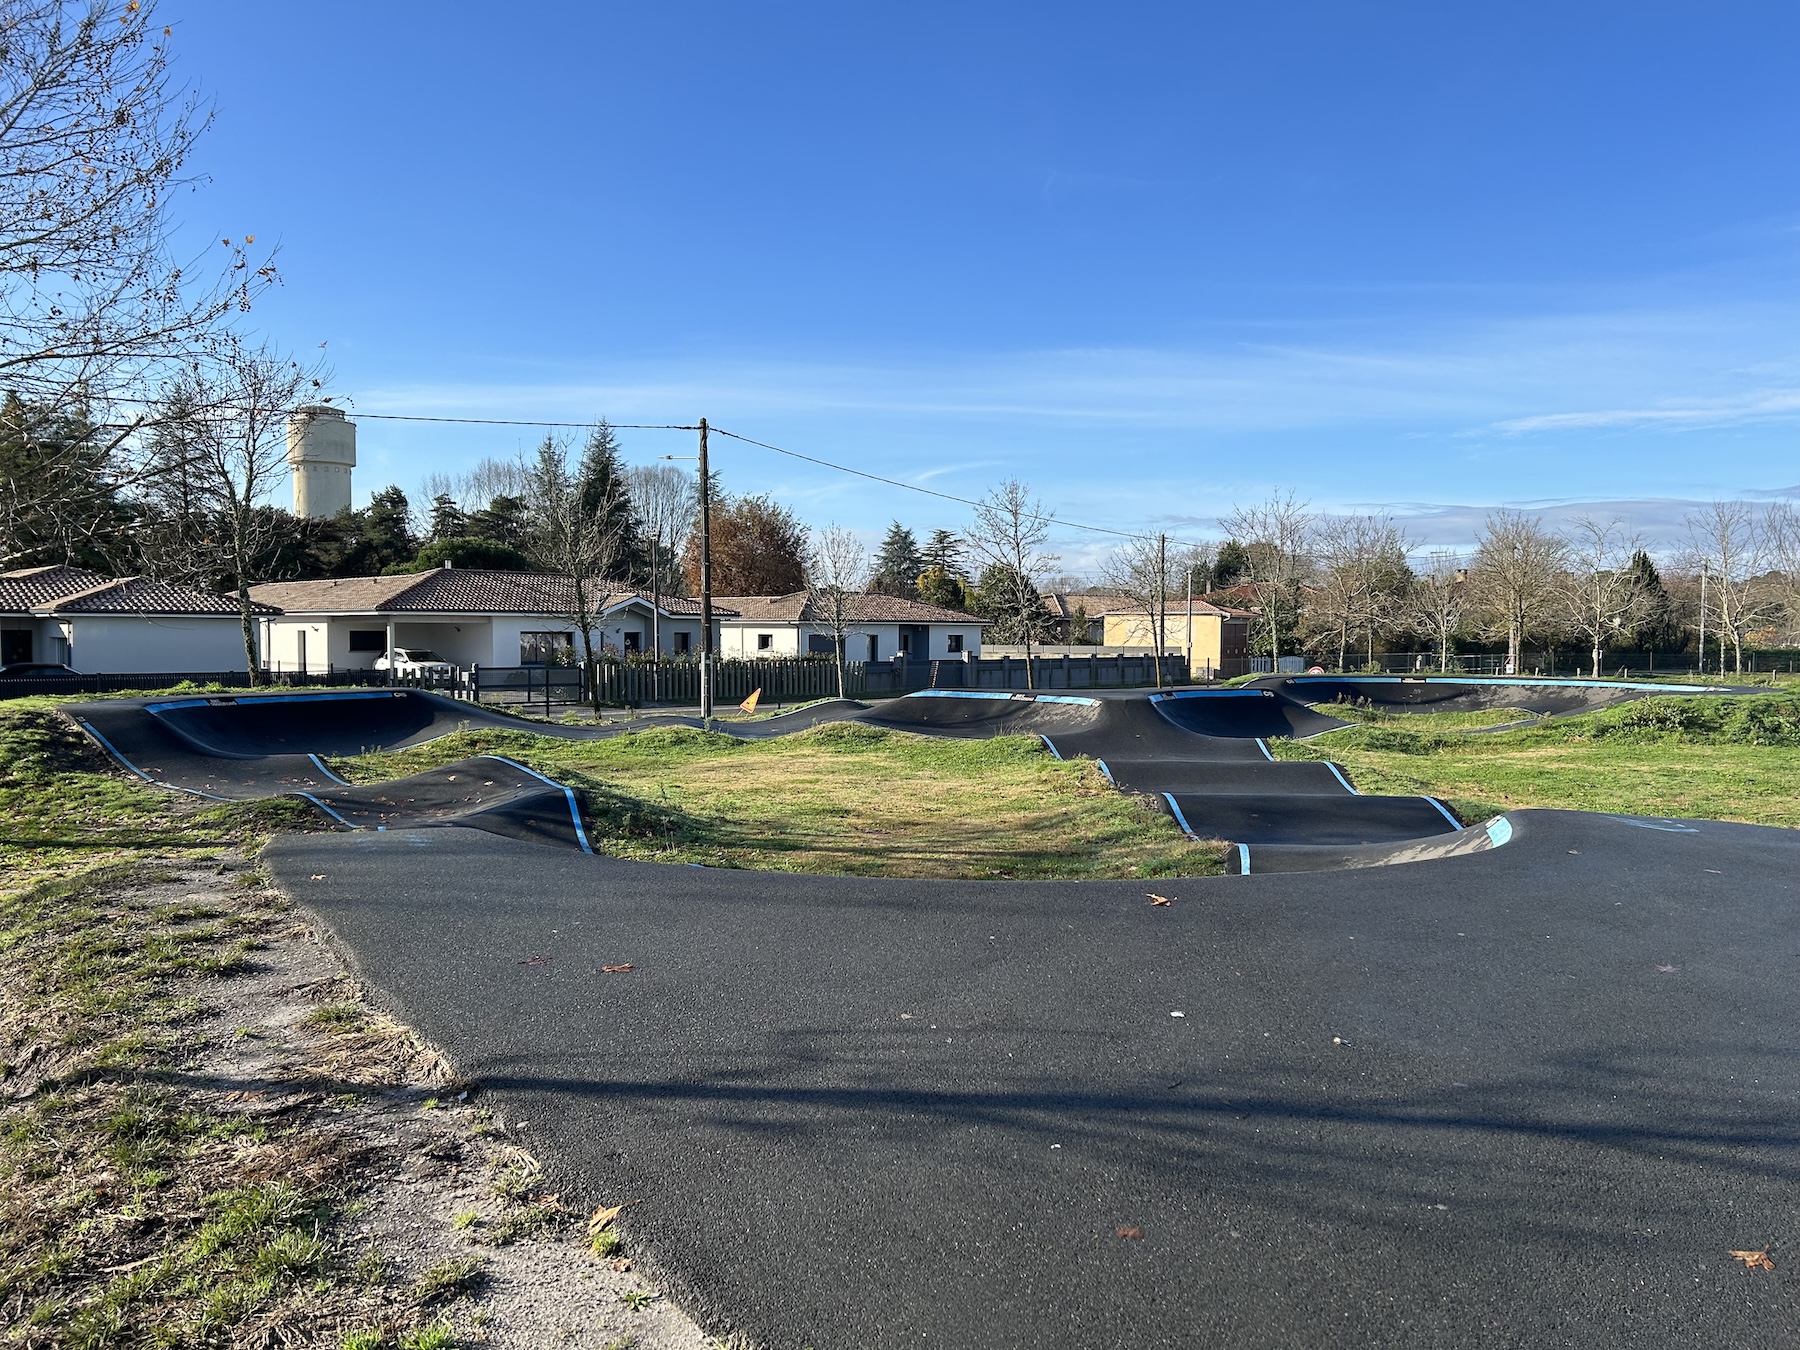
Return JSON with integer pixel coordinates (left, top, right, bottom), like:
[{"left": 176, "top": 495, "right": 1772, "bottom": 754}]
[
  {"left": 0, "top": 565, "right": 273, "bottom": 673},
  {"left": 249, "top": 567, "right": 737, "bottom": 672},
  {"left": 715, "top": 593, "right": 986, "bottom": 662}
]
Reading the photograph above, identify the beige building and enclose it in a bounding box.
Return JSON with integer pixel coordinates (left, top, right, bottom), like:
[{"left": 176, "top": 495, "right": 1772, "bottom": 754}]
[{"left": 1095, "top": 598, "right": 1252, "bottom": 678}]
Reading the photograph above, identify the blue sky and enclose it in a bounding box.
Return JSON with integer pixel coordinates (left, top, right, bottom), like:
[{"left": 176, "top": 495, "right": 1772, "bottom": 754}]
[{"left": 172, "top": 2, "right": 1800, "bottom": 568}]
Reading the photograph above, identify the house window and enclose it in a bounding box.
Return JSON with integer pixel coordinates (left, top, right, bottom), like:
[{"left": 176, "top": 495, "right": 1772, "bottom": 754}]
[
  {"left": 756, "top": 633, "right": 774, "bottom": 652},
  {"left": 807, "top": 634, "right": 834, "bottom": 655},
  {"left": 520, "top": 631, "right": 574, "bottom": 665},
  {"left": 946, "top": 633, "right": 964, "bottom": 653},
  {"left": 348, "top": 629, "right": 385, "bottom": 652},
  {"left": 623, "top": 631, "right": 641, "bottom": 653},
  {"left": 673, "top": 631, "right": 691, "bottom": 654}
]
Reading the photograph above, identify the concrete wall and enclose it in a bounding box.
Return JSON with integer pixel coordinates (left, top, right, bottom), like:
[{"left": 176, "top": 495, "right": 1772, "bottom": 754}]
[{"left": 68, "top": 616, "right": 248, "bottom": 673}]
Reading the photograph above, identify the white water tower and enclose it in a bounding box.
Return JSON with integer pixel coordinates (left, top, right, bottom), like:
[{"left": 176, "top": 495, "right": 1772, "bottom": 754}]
[{"left": 286, "top": 405, "right": 356, "bottom": 518}]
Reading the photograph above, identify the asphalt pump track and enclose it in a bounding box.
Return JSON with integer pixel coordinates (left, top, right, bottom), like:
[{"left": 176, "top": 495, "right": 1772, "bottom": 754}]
[{"left": 65, "top": 684, "right": 1800, "bottom": 1348}]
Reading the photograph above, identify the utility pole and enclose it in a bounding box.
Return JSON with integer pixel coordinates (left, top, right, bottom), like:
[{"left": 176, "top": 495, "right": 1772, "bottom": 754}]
[
  {"left": 1156, "top": 532, "right": 1167, "bottom": 689},
  {"left": 650, "top": 531, "right": 662, "bottom": 704},
  {"left": 698, "top": 418, "right": 714, "bottom": 721},
  {"left": 1184, "top": 550, "right": 1195, "bottom": 684}
]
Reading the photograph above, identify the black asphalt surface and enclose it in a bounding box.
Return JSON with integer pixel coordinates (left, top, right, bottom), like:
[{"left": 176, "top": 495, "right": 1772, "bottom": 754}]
[
  {"left": 1255, "top": 673, "right": 1745, "bottom": 716},
  {"left": 64, "top": 681, "right": 1800, "bottom": 1347},
  {"left": 268, "top": 809, "right": 1800, "bottom": 1350}
]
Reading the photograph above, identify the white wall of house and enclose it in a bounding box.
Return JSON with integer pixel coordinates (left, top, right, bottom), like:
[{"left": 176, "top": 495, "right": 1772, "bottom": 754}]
[
  {"left": 262, "top": 608, "right": 715, "bottom": 671},
  {"left": 67, "top": 615, "right": 249, "bottom": 673},
  {"left": 719, "top": 621, "right": 981, "bottom": 661}
]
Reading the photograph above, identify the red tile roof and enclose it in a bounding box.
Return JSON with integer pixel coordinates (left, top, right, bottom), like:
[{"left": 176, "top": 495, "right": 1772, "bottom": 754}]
[
  {"left": 249, "top": 570, "right": 736, "bottom": 619},
  {"left": 715, "top": 593, "right": 984, "bottom": 624},
  {"left": 0, "top": 567, "right": 275, "bottom": 616}
]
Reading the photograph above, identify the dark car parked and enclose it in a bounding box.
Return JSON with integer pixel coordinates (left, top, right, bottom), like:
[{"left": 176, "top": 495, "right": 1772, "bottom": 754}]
[{"left": 0, "top": 662, "right": 80, "bottom": 678}]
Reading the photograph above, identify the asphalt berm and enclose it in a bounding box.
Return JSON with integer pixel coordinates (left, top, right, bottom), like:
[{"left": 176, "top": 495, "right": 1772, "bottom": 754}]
[{"left": 67, "top": 682, "right": 1800, "bottom": 1348}]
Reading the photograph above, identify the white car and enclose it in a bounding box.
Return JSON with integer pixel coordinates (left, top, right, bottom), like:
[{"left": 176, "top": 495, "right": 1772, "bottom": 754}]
[{"left": 373, "top": 647, "right": 454, "bottom": 675}]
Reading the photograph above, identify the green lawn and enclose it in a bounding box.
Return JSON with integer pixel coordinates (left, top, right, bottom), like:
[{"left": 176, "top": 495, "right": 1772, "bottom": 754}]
[
  {"left": 1275, "top": 692, "right": 1800, "bottom": 827},
  {"left": 334, "top": 721, "right": 1228, "bottom": 879}
]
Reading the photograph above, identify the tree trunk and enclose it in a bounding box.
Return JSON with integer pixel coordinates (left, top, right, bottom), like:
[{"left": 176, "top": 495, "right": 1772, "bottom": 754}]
[
  {"left": 237, "top": 579, "right": 260, "bottom": 686},
  {"left": 1592, "top": 640, "right": 1602, "bottom": 679}
]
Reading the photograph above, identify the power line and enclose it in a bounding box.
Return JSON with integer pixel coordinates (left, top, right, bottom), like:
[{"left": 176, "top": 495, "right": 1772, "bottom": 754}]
[{"left": 348, "top": 413, "right": 697, "bottom": 431}]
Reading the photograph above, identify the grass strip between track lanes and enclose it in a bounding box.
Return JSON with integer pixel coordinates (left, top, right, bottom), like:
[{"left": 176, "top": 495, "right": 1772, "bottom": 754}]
[
  {"left": 1272, "top": 692, "right": 1800, "bottom": 828},
  {"left": 333, "top": 721, "right": 1229, "bottom": 880}
]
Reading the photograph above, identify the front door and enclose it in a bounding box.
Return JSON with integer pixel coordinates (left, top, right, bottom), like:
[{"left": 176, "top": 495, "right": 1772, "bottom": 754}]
[
  {"left": 1, "top": 629, "right": 30, "bottom": 664},
  {"left": 899, "top": 625, "right": 930, "bottom": 660}
]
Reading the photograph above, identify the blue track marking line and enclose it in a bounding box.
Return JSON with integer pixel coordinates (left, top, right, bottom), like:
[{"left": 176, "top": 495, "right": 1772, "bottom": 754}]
[
  {"left": 480, "top": 755, "right": 595, "bottom": 855},
  {"left": 145, "top": 688, "right": 411, "bottom": 713},
  {"left": 295, "top": 792, "right": 355, "bottom": 829},
  {"left": 1237, "top": 843, "right": 1252, "bottom": 874},
  {"left": 1039, "top": 735, "right": 1063, "bottom": 759},
  {"left": 76, "top": 719, "right": 229, "bottom": 800},
  {"left": 1095, "top": 759, "right": 1116, "bottom": 786},
  {"left": 1324, "top": 762, "right": 1358, "bottom": 794},
  {"left": 908, "top": 689, "right": 1100, "bottom": 706},
  {"left": 1422, "top": 797, "right": 1464, "bottom": 830},
  {"left": 308, "top": 753, "right": 351, "bottom": 784},
  {"left": 1161, "top": 793, "right": 1199, "bottom": 839},
  {"left": 1484, "top": 816, "right": 1514, "bottom": 847},
  {"left": 1153, "top": 689, "right": 1276, "bottom": 701},
  {"left": 1254, "top": 739, "right": 1274, "bottom": 761},
  {"left": 1282, "top": 675, "right": 1726, "bottom": 694}
]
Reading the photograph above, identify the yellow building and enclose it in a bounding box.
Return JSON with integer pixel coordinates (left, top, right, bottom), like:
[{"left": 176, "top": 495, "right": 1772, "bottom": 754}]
[{"left": 1097, "top": 599, "right": 1252, "bottom": 679}]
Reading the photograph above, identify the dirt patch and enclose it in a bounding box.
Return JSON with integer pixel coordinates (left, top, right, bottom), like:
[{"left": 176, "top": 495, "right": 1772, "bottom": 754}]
[{"left": 2, "top": 858, "right": 724, "bottom": 1349}]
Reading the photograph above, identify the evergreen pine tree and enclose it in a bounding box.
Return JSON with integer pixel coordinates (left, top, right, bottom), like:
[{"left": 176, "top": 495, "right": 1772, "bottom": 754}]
[
  {"left": 1626, "top": 549, "right": 1684, "bottom": 651},
  {"left": 427, "top": 493, "right": 470, "bottom": 541},
  {"left": 921, "top": 528, "right": 966, "bottom": 578},
  {"left": 1213, "top": 539, "right": 1251, "bottom": 590},
  {"left": 576, "top": 420, "right": 648, "bottom": 582},
  {"left": 871, "top": 522, "right": 924, "bottom": 596}
]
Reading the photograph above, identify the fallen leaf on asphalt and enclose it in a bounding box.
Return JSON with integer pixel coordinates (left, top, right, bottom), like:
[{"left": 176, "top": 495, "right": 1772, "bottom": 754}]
[
  {"left": 601, "top": 963, "right": 635, "bottom": 974},
  {"left": 588, "top": 1204, "right": 625, "bottom": 1236},
  {"left": 1147, "top": 894, "right": 1174, "bottom": 906},
  {"left": 309, "top": 874, "right": 327, "bottom": 881},
  {"left": 1729, "top": 1248, "right": 1774, "bottom": 1271},
  {"left": 1657, "top": 964, "right": 1680, "bottom": 973},
  {"left": 1116, "top": 1226, "right": 1145, "bottom": 1240}
]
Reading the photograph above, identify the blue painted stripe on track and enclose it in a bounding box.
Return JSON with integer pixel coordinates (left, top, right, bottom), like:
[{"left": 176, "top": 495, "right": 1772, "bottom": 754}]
[
  {"left": 1237, "top": 843, "right": 1252, "bottom": 874},
  {"left": 1254, "top": 739, "right": 1274, "bottom": 761},
  {"left": 1039, "top": 735, "right": 1063, "bottom": 759},
  {"left": 1324, "top": 762, "right": 1358, "bottom": 794},
  {"left": 295, "top": 792, "right": 355, "bottom": 829},
  {"left": 1485, "top": 816, "right": 1514, "bottom": 847},
  {"left": 308, "top": 753, "right": 351, "bottom": 785},
  {"left": 1422, "top": 797, "right": 1464, "bottom": 830},
  {"left": 1161, "top": 793, "right": 1199, "bottom": 839},
  {"left": 1153, "top": 689, "right": 1276, "bottom": 701},
  {"left": 1095, "top": 759, "right": 1116, "bottom": 786},
  {"left": 480, "top": 755, "right": 595, "bottom": 855},
  {"left": 75, "top": 719, "right": 229, "bottom": 800},
  {"left": 905, "top": 689, "right": 1100, "bottom": 706},
  {"left": 1282, "top": 675, "right": 1725, "bottom": 694},
  {"left": 145, "top": 689, "right": 412, "bottom": 713}
]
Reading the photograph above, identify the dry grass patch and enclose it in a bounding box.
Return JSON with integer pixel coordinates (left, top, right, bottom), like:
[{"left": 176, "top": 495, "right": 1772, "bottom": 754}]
[{"left": 337, "top": 721, "right": 1228, "bottom": 879}]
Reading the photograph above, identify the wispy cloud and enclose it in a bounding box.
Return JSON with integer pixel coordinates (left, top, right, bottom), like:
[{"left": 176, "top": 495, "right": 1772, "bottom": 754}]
[{"left": 1491, "top": 387, "right": 1800, "bottom": 434}]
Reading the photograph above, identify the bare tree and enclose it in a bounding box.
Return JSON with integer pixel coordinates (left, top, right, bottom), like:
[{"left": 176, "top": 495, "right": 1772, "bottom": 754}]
[
  {"left": 0, "top": 0, "right": 277, "bottom": 560},
  {"left": 1682, "top": 501, "right": 1770, "bottom": 675},
  {"left": 1219, "top": 492, "right": 1315, "bottom": 664},
  {"left": 804, "top": 525, "right": 869, "bottom": 700},
  {"left": 966, "top": 479, "right": 1059, "bottom": 687},
  {"left": 1560, "top": 517, "right": 1645, "bottom": 678},
  {"left": 420, "top": 455, "right": 532, "bottom": 515},
  {"left": 627, "top": 462, "right": 698, "bottom": 597},
  {"left": 1764, "top": 502, "right": 1800, "bottom": 648},
  {"left": 1407, "top": 551, "right": 1467, "bottom": 672},
  {"left": 136, "top": 338, "right": 322, "bottom": 681},
  {"left": 1468, "top": 510, "right": 1566, "bottom": 674},
  {"left": 1098, "top": 533, "right": 1181, "bottom": 686},
  {"left": 1307, "top": 515, "right": 1412, "bottom": 671},
  {"left": 523, "top": 430, "right": 634, "bottom": 709}
]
